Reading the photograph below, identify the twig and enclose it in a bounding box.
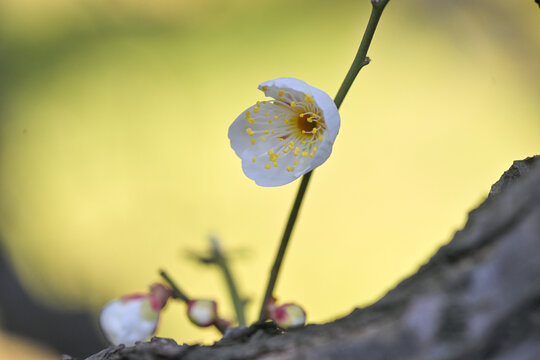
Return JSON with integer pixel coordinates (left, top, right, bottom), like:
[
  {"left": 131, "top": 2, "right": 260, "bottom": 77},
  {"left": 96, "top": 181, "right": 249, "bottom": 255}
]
[
  {"left": 258, "top": 0, "right": 391, "bottom": 321},
  {"left": 210, "top": 237, "right": 247, "bottom": 326}
]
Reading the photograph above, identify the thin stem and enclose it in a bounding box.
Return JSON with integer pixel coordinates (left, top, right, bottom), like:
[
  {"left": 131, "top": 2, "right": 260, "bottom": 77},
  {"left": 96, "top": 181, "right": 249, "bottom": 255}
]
[
  {"left": 334, "top": 0, "right": 390, "bottom": 108},
  {"left": 258, "top": 171, "right": 312, "bottom": 321},
  {"left": 258, "top": 0, "right": 390, "bottom": 321},
  {"left": 210, "top": 237, "right": 247, "bottom": 326},
  {"left": 159, "top": 269, "right": 190, "bottom": 302}
]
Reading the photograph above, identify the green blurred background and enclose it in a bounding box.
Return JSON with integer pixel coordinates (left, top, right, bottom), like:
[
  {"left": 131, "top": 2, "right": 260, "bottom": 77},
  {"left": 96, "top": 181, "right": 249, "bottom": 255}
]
[{"left": 0, "top": 0, "right": 538, "bottom": 357}]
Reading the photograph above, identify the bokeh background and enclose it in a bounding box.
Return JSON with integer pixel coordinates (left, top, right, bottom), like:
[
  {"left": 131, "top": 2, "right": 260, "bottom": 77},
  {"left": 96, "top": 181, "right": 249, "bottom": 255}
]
[{"left": 0, "top": 0, "right": 538, "bottom": 357}]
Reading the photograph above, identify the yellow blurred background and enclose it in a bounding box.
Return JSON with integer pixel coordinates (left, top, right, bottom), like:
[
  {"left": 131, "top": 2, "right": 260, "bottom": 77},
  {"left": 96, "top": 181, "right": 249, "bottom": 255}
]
[{"left": 0, "top": 0, "right": 538, "bottom": 357}]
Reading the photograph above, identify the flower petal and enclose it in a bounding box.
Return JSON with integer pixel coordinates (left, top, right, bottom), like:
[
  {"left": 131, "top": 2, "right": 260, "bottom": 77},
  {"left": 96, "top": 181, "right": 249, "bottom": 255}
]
[
  {"left": 99, "top": 296, "right": 159, "bottom": 346},
  {"left": 229, "top": 78, "right": 340, "bottom": 187}
]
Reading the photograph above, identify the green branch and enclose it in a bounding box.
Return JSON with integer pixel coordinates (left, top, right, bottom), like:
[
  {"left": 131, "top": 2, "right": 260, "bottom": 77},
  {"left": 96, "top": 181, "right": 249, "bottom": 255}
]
[{"left": 258, "top": 0, "right": 391, "bottom": 321}]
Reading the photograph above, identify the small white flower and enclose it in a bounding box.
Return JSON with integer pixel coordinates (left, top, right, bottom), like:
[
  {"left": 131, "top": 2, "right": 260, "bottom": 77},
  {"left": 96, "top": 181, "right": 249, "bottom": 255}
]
[
  {"left": 229, "top": 77, "right": 340, "bottom": 186},
  {"left": 99, "top": 284, "right": 172, "bottom": 346}
]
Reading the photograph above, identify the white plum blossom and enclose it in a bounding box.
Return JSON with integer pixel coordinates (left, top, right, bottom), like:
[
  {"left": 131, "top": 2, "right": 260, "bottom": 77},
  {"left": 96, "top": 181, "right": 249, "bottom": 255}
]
[
  {"left": 99, "top": 283, "right": 172, "bottom": 346},
  {"left": 229, "top": 77, "right": 340, "bottom": 186}
]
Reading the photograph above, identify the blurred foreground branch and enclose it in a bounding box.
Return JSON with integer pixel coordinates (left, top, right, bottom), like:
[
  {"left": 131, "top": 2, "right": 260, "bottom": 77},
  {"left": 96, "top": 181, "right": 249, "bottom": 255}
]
[{"left": 67, "top": 156, "right": 540, "bottom": 360}]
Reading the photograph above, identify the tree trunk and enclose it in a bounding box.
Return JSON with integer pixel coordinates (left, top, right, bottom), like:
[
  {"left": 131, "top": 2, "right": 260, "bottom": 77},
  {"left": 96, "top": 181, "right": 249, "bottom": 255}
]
[{"left": 71, "top": 156, "right": 540, "bottom": 360}]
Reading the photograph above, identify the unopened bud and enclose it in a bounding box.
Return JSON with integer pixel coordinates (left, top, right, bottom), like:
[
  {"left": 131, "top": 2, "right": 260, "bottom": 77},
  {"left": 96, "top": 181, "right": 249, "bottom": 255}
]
[
  {"left": 269, "top": 303, "right": 306, "bottom": 329},
  {"left": 99, "top": 283, "right": 172, "bottom": 346},
  {"left": 187, "top": 299, "right": 218, "bottom": 327}
]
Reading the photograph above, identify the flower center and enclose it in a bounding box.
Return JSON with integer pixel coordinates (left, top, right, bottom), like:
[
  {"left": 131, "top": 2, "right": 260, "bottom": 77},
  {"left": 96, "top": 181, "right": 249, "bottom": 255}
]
[{"left": 297, "top": 113, "right": 318, "bottom": 133}]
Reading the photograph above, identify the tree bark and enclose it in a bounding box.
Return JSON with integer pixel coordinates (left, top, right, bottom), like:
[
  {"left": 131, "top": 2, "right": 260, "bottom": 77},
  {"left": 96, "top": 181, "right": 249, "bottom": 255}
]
[{"left": 71, "top": 156, "right": 540, "bottom": 360}]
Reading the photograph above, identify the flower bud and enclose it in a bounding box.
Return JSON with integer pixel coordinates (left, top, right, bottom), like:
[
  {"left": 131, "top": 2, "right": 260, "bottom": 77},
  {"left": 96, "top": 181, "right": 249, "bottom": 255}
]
[
  {"left": 187, "top": 299, "right": 218, "bottom": 327},
  {"left": 269, "top": 303, "right": 306, "bottom": 329},
  {"left": 99, "top": 283, "right": 172, "bottom": 346}
]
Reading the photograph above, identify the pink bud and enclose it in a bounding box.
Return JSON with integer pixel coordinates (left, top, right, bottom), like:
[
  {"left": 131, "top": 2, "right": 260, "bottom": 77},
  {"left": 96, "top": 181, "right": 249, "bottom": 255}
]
[
  {"left": 269, "top": 303, "right": 306, "bottom": 329},
  {"left": 187, "top": 299, "right": 218, "bottom": 327}
]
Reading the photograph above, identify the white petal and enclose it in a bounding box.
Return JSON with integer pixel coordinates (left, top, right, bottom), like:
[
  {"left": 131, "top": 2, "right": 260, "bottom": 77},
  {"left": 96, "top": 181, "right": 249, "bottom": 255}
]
[
  {"left": 230, "top": 78, "right": 341, "bottom": 187},
  {"left": 99, "top": 297, "right": 158, "bottom": 346},
  {"left": 228, "top": 102, "right": 296, "bottom": 159}
]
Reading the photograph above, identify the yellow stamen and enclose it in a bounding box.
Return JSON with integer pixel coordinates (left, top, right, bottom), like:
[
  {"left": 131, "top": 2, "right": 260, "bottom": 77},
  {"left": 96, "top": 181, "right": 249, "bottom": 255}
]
[
  {"left": 246, "top": 128, "right": 254, "bottom": 136},
  {"left": 304, "top": 93, "right": 314, "bottom": 103},
  {"left": 302, "top": 151, "right": 309, "bottom": 157},
  {"left": 251, "top": 139, "right": 256, "bottom": 145},
  {"left": 290, "top": 101, "right": 296, "bottom": 108},
  {"left": 294, "top": 160, "right": 299, "bottom": 165},
  {"left": 274, "top": 115, "right": 278, "bottom": 120},
  {"left": 252, "top": 157, "right": 257, "bottom": 162},
  {"left": 261, "top": 137, "right": 267, "bottom": 141},
  {"left": 265, "top": 164, "right": 271, "bottom": 169},
  {"left": 264, "top": 130, "right": 269, "bottom": 134},
  {"left": 278, "top": 89, "right": 284, "bottom": 96},
  {"left": 273, "top": 162, "right": 278, "bottom": 167},
  {"left": 268, "top": 120, "right": 273, "bottom": 124},
  {"left": 265, "top": 113, "right": 269, "bottom": 117}
]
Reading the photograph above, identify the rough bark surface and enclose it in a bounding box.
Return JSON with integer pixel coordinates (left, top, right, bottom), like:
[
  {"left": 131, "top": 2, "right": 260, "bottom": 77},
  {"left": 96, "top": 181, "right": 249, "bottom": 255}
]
[{"left": 70, "top": 156, "right": 540, "bottom": 360}]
